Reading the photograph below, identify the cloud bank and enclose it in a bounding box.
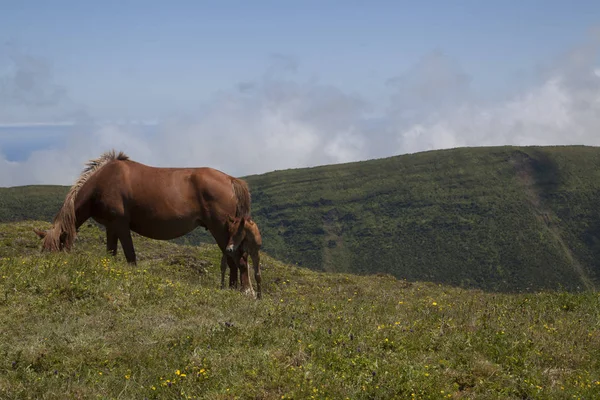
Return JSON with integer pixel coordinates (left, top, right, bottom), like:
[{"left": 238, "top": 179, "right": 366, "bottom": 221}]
[{"left": 2, "top": 35, "right": 600, "bottom": 187}]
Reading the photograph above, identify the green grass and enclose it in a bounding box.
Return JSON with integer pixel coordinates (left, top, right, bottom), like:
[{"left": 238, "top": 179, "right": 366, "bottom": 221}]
[
  {"left": 3, "top": 145, "right": 600, "bottom": 292},
  {"left": 1, "top": 221, "right": 600, "bottom": 399}
]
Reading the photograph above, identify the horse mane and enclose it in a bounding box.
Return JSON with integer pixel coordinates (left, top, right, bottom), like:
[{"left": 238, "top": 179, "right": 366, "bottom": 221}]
[
  {"left": 44, "top": 150, "right": 129, "bottom": 251},
  {"left": 231, "top": 177, "right": 251, "bottom": 219}
]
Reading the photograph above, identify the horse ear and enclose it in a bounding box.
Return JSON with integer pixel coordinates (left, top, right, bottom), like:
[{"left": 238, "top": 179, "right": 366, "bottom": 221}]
[{"left": 33, "top": 228, "right": 47, "bottom": 239}]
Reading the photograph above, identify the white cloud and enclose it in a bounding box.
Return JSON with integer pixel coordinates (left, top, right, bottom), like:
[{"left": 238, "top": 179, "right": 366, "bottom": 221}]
[
  {"left": 0, "top": 57, "right": 372, "bottom": 186},
  {"left": 324, "top": 128, "right": 367, "bottom": 164},
  {"left": 2, "top": 34, "right": 600, "bottom": 187},
  {"left": 392, "top": 45, "right": 600, "bottom": 154}
]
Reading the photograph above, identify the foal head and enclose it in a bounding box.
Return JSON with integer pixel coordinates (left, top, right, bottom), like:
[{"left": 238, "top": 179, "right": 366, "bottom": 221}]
[{"left": 225, "top": 215, "right": 248, "bottom": 255}]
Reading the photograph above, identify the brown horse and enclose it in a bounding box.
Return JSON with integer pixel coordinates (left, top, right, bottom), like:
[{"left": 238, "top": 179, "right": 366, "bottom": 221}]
[
  {"left": 221, "top": 216, "right": 263, "bottom": 298},
  {"left": 33, "top": 149, "right": 255, "bottom": 295}
]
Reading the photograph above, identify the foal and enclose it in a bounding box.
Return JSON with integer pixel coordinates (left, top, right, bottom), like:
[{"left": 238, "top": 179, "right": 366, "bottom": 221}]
[{"left": 221, "top": 216, "right": 263, "bottom": 298}]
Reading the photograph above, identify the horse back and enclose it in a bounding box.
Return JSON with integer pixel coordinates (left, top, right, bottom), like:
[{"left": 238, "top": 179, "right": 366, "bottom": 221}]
[{"left": 93, "top": 160, "right": 238, "bottom": 221}]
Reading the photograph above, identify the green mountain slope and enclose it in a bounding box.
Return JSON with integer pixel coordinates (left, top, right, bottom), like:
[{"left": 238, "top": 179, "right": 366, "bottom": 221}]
[
  {"left": 245, "top": 145, "right": 600, "bottom": 292},
  {"left": 1, "top": 221, "right": 599, "bottom": 399},
  {"left": 2, "top": 145, "right": 600, "bottom": 292}
]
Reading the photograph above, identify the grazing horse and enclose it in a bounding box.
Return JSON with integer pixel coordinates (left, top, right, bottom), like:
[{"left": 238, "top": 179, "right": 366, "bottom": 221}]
[
  {"left": 221, "top": 215, "right": 263, "bottom": 298},
  {"left": 33, "top": 150, "right": 255, "bottom": 295}
]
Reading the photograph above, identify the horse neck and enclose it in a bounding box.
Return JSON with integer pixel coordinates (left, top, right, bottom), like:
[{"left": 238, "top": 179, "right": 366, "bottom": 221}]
[{"left": 73, "top": 182, "right": 93, "bottom": 230}]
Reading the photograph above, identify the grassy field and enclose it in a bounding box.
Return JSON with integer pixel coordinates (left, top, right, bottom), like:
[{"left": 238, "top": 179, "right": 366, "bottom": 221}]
[
  {"left": 1, "top": 221, "right": 599, "bottom": 399},
  {"left": 3, "top": 145, "right": 600, "bottom": 293}
]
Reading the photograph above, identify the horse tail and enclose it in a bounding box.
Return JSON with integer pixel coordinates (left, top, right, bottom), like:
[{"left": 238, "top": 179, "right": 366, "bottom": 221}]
[{"left": 231, "top": 177, "right": 251, "bottom": 219}]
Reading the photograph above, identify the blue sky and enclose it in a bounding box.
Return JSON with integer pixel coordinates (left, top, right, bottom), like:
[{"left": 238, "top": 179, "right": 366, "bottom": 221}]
[
  {"left": 1, "top": 1, "right": 600, "bottom": 186},
  {"left": 2, "top": 0, "right": 599, "bottom": 121}
]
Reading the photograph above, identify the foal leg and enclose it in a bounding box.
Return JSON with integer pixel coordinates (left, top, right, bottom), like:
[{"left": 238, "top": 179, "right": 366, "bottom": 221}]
[
  {"left": 220, "top": 253, "right": 228, "bottom": 289},
  {"left": 117, "top": 228, "right": 137, "bottom": 265},
  {"left": 250, "top": 250, "right": 262, "bottom": 299},
  {"left": 238, "top": 252, "right": 255, "bottom": 298}
]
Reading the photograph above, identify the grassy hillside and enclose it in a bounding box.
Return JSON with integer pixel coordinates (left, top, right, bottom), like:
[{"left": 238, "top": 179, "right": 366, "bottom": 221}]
[
  {"left": 1, "top": 221, "right": 599, "bottom": 399},
  {"left": 248, "top": 145, "right": 600, "bottom": 292},
  {"left": 3, "top": 145, "right": 600, "bottom": 292}
]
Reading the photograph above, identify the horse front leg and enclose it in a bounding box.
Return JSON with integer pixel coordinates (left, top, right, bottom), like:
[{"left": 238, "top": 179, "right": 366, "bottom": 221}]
[
  {"left": 226, "top": 255, "right": 239, "bottom": 289},
  {"left": 106, "top": 228, "right": 118, "bottom": 257},
  {"left": 117, "top": 227, "right": 137, "bottom": 265}
]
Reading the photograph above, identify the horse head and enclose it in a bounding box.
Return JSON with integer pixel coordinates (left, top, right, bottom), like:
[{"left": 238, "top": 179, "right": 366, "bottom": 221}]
[{"left": 33, "top": 226, "right": 68, "bottom": 252}]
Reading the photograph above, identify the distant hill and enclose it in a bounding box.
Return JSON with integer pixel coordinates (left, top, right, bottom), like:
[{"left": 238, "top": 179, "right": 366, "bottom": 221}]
[
  {"left": 3, "top": 145, "right": 600, "bottom": 292},
  {"left": 0, "top": 185, "right": 68, "bottom": 222}
]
